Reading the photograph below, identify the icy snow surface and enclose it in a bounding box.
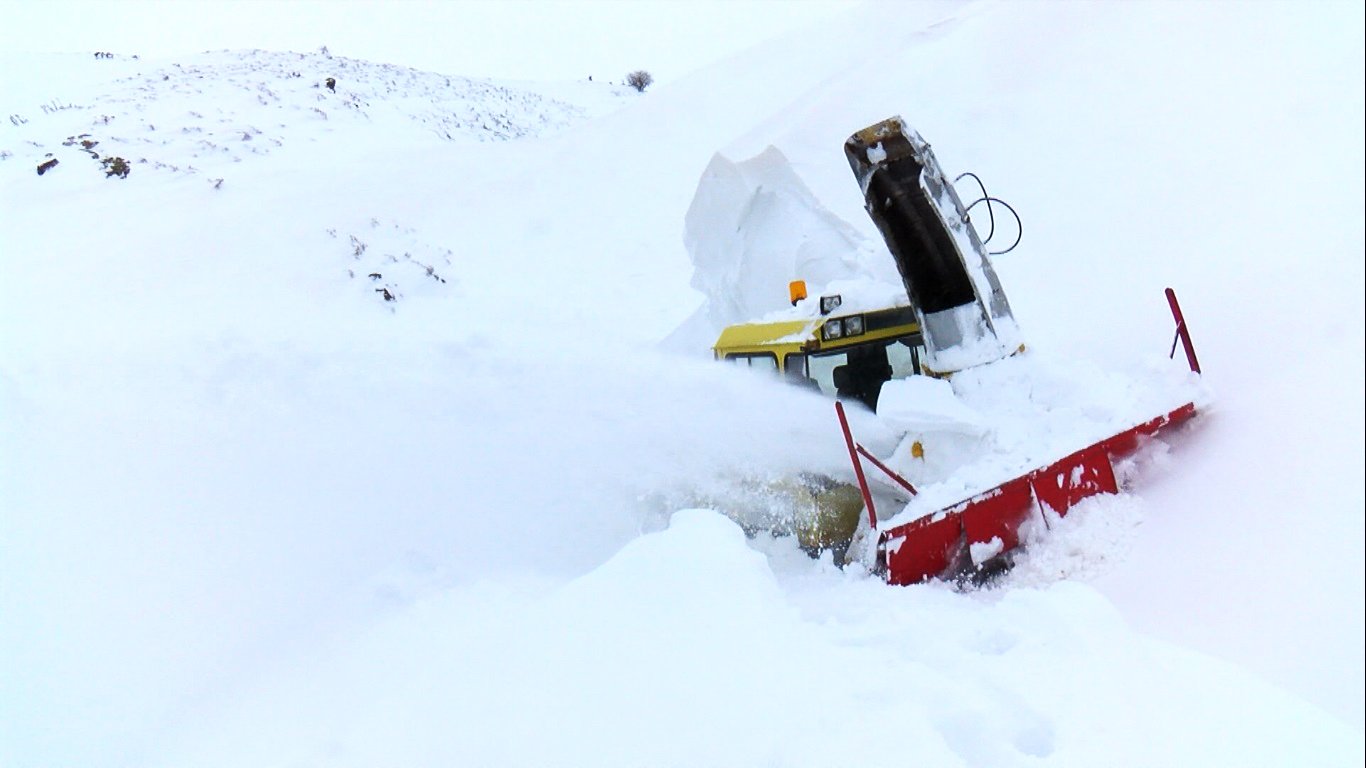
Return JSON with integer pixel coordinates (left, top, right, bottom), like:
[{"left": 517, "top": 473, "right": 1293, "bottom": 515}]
[{"left": 2, "top": 2, "right": 1363, "bottom": 766}]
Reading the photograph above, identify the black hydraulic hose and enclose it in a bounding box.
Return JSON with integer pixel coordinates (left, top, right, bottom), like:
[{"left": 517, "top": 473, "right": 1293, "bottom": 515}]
[
  {"left": 966, "top": 196, "right": 1022, "bottom": 255},
  {"left": 954, "top": 171, "right": 995, "bottom": 243}
]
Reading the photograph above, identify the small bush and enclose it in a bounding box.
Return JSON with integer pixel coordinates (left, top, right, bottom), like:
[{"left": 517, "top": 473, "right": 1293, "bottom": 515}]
[
  {"left": 101, "top": 156, "right": 130, "bottom": 178},
  {"left": 626, "top": 70, "right": 654, "bottom": 93}
]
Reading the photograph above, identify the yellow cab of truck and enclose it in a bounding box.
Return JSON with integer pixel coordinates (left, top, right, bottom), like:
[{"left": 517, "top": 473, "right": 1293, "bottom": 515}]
[{"left": 712, "top": 281, "right": 927, "bottom": 412}]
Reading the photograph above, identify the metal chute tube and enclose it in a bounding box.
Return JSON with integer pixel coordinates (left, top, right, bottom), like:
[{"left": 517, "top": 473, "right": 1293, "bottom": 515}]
[{"left": 844, "top": 117, "right": 1020, "bottom": 374}]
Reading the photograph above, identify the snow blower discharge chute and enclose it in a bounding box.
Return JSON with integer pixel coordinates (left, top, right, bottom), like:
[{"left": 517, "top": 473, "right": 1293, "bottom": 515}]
[{"left": 711, "top": 117, "right": 1202, "bottom": 585}]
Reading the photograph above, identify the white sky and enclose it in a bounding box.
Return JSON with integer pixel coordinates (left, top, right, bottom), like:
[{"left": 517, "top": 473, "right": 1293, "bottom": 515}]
[{"left": 0, "top": 0, "right": 855, "bottom": 83}]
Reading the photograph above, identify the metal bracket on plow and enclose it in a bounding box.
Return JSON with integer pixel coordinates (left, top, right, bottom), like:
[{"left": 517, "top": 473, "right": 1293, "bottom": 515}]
[{"left": 834, "top": 400, "right": 918, "bottom": 530}]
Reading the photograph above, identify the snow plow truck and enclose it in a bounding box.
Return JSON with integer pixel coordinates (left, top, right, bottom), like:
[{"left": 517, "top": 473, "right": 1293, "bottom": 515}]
[{"left": 712, "top": 117, "right": 1202, "bottom": 585}]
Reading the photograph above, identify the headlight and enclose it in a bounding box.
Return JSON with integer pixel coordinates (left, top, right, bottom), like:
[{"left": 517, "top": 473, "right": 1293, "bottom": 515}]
[
  {"left": 822, "top": 319, "right": 844, "bottom": 340},
  {"left": 820, "top": 294, "right": 843, "bottom": 315},
  {"left": 844, "top": 315, "right": 864, "bottom": 336}
]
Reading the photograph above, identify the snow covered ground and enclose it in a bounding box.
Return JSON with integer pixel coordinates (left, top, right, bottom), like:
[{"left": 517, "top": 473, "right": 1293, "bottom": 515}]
[{"left": 2, "top": 2, "right": 1362, "bottom": 766}]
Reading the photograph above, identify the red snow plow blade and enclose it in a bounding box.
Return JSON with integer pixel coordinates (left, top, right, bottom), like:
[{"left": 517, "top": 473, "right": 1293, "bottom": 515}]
[
  {"left": 841, "top": 287, "right": 1202, "bottom": 586},
  {"left": 873, "top": 402, "right": 1196, "bottom": 585}
]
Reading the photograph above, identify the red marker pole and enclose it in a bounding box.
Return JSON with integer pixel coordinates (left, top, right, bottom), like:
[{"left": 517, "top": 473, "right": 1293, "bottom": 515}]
[{"left": 1165, "top": 287, "right": 1201, "bottom": 374}]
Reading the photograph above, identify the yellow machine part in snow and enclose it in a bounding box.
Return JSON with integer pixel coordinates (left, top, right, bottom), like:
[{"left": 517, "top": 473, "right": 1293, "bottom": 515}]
[{"left": 711, "top": 302, "right": 924, "bottom": 557}]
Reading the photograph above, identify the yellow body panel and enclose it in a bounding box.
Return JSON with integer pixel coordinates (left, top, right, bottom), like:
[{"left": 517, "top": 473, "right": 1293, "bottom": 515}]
[
  {"left": 712, "top": 306, "right": 921, "bottom": 370},
  {"left": 712, "top": 319, "right": 815, "bottom": 362}
]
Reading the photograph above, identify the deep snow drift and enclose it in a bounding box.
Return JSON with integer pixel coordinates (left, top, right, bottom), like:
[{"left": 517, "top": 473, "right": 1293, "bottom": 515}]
[{"left": 2, "top": 2, "right": 1363, "bottom": 766}]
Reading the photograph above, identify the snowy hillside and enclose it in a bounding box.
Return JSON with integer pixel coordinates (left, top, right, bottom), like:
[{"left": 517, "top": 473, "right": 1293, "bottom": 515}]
[
  {"left": 4, "top": 48, "right": 622, "bottom": 170},
  {"left": 2, "top": 2, "right": 1362, "bottom": 767}
]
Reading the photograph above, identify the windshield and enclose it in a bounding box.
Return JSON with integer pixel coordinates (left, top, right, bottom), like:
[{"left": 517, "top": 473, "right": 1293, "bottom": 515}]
[{"left": 805, "top": 337, "right": 923, "bottom": 401}]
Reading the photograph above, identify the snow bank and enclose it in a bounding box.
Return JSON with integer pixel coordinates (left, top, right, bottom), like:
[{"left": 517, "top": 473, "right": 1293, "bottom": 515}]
[{"left": 155, "top": 511, "right": 1360, "bottom": 767}]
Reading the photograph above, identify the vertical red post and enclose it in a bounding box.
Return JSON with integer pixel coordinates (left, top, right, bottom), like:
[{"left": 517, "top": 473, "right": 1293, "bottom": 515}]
[
  {"left": 1165, "top": 287, "right": 1201, "bottom": 374},
  {"left": 835, "top": 401, "right": 878, "bottom": 528}
]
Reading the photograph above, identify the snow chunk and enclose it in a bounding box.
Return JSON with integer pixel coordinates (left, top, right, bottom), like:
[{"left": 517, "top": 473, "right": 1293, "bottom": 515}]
[
  {"left": 970, "top": 535, "right": 1004, "bottom": 566},
  {"left": 676, "top": 145, "right": 890, "bottom": 339},
  {"left": 877, "top": 375, "right": 988, "bottom": 435},
  {"left": 1003, "top": 493, "right": 1146, "bottom": 586}
]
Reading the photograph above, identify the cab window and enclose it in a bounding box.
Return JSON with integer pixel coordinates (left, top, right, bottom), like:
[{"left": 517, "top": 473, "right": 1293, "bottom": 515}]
[
  {"left": 807, "top": 336, "right": 924, "bottom": 398},
  {"left": 889, "top": 338, "right": 922, "bottom": 378},
  {"left": 724, "top": 353, "right": 779, "bottom": 374},
  {"left": 782, "top": 353, "right": 821, "bottom": 390}
]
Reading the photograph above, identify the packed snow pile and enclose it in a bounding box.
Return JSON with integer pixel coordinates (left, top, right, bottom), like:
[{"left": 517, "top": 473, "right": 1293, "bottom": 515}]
[
  {"left": 676, "top": 145, "right": 902, "bottom": 341},
  {"left": 872, "top": 351, "right": 1209, "bottom": 528}
]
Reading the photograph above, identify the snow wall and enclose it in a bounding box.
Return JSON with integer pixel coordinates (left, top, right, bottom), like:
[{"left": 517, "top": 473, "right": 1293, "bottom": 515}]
[{"left": 663, "top": 146, "right": 902, "bottom": 352}]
